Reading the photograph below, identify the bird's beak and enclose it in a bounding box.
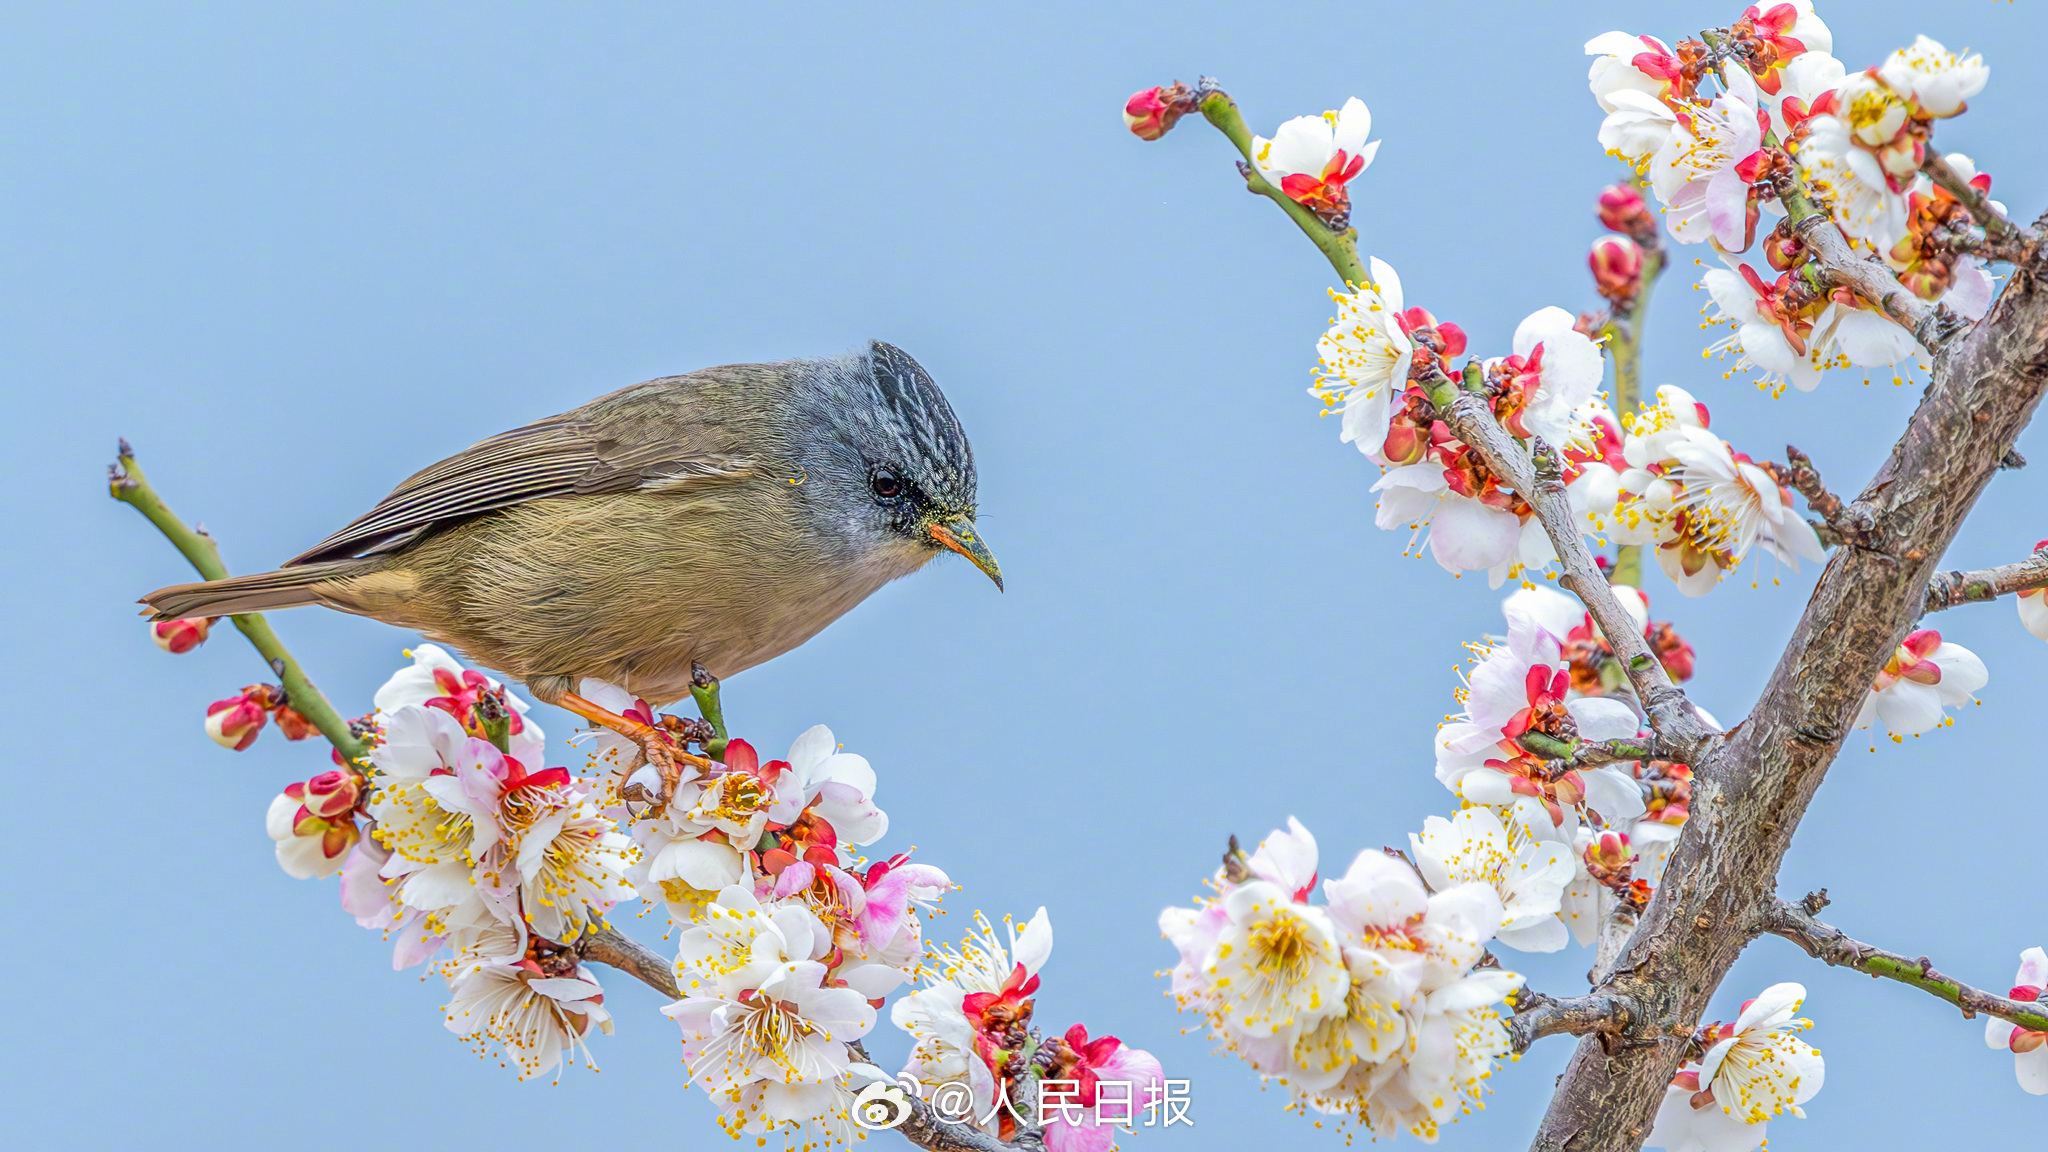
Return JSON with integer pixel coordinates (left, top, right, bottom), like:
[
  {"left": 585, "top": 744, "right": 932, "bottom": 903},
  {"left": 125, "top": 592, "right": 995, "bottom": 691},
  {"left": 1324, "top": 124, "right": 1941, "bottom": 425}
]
[{"left": 928, "top": 517, "right": 1003, "bottom": 591}]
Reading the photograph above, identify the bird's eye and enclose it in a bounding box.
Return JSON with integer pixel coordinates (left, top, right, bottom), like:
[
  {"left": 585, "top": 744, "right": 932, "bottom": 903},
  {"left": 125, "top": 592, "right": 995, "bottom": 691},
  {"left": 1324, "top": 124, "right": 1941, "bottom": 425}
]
[{"left": 871, "top": 471, "right": 903, "bottom": 500}]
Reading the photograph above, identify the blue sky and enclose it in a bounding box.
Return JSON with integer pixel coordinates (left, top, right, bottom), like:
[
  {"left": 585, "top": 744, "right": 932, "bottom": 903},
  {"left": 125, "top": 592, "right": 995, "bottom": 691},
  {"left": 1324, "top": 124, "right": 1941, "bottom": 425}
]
[{"left": 4, "top": 1, "right": 2041, "bottom": 1147}]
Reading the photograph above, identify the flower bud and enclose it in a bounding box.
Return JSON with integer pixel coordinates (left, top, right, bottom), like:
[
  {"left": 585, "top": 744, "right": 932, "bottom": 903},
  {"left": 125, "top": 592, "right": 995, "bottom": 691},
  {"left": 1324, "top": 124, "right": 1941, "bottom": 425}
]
[
  {"left": 1596, "top": 183, "right": 1656, "bottom": 241},
  {"left": 285, "top": 769, "right": 364, "bottom": 820},
  {"left": 1123, "top": 84, "right": 1191, "bottom": 141},
  {"left": 206, "top": 690, "right": 270, "bottom": 751},
  {"left": 150, "top": 616, "right": 212, "bottom": 654},
  {"left": 273, "top": 704, "right": 318, "bottom": 741},
  {"left": 265, "top": 792, "right": 358, "bottom": 879},
  {"left": 1589, "top": 236, "right": 1644, "bottom": 304},
  {"left": 1651, "top": 621, "right": 1696, "bottom": 682}
]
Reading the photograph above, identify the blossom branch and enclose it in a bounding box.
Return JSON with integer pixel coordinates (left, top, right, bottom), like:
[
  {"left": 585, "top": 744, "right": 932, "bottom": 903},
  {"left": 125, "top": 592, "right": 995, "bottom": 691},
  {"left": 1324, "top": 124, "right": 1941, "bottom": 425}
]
[
  {"left": 1921, "top": 151, "right": 2031, "bottom": 247},
  {"left": 1191, "top": 85, "right": 1371, "bottom": 288},
  {"left": 1763, "top": 893, "right": 2048, "bottom": 1034},
  {"left": 107, "top": 441, "right": 368, "bottom": 764},
  {"left": 1427, "top": 382, "right": 1717, "bottom": 761},
  {"left": 577, "top": 931, "right": 1037, "bottom": 1152},
  {"left": 1532, "top": 193, "right": 2048, "bottom": 1152},
  {"left": 1506, "top": 989, "right": 1645, "bottom": 1056},
  {"left": 1920, "top": 542, "right": 2048, "bottom": 615},
  {"left": 1773, "top": 169, "right": 1967, "bottom": 354}
]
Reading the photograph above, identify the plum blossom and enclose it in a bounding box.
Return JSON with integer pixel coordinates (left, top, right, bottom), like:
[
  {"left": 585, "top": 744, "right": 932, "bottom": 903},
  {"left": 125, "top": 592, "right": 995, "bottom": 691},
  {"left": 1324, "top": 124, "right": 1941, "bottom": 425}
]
[
  {"left": 1985, "top": 947, "right": 2047, "bottom": 1095},
  {"left": 339, "top": 835, "right": 442, "bottom": 969},
  {"left": 1701, "top": 261, "right": 1927, "bottom": 394},
  {"left": 1435, "top": 600, "right": 1647, "bottom": 841},
  {"left": 893, "top": 908, "right": 1054, "bottom": 1136},
  {"left": 1732, "top": 2, "right": 1832, "bottom": 97},
  {"left": 1584, "top": 32, "right": 1686, "bottom": 168},
  {"left": 1605, "top": 389, "right": 1823, "bottom": 595},
  {"left": 1251, "top": 97, "right": 1379, "bottom": 217},
  {"left": 666, "top": 884, "right": 875, "bottom": 1139},
  {"left": 373, "top": 643, "right": 543, "bottom": 765},
  {"left": 150, "top": 616, "right": 210, "bottom": 653},
  {"left": 1879, "top": 35, "right": 1987, "bottom": 119},
  {"left": 264, "top": 769, "right": 364, "bottom": 880},
  {"left": 1313, "top": 258, "right": 1415, "bottom": 464},
  {"left": 1409, "top": 807, "right": 1575, "bottom": 952},
  {"left": 513, "top": 785, "right": 637, "bottom": 943},
  {"left": 1374, "top": 461, "right": 1559, "bottom": 587},
  {"left": 1041, "top": 1024, "right": 1167, "bottom": 1152},
  {"left": 1797, "top": 111, "right": 1909, "bottom": 254},
  {"left": 1649, "top": 69, "right": 1770, "bottom": 251},
  {"left": 1646, "top": 1068, "right": 1770, "bottom": 1152},
  {"left": 1696, "top": 983, "right": 1825, "bottom": 1125},
  {"left": 442, "top": 921, "right": 613, "bottom": 1081},
  {"left": 1162, "top": 823, "right": 1525, "bottom": 1142},
  {"left": 1491, "top": 306, "right": 1606, "bottom": 448},
  {"left": 1853, "top": 628, "right": 1986, "bottom": 739}
]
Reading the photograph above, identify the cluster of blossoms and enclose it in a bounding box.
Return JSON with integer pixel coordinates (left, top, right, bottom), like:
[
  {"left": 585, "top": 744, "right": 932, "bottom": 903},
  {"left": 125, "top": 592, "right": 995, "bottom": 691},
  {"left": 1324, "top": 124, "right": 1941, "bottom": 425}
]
[
  {"left": 1586, "top": 4, "right": 1999, "bottom": 393},
  {"left": 1594, "top": 384, "right": 1825, "bottom": 595},
  {"left": 1161, "top": 819, "right": 1526, "bottom": 1141},
  {"left": 205, "top": 639, "right": 1164, "bottom": 1145},
  {"left": 1310, "top": 247, "right": 1606, "bottom": 584}
]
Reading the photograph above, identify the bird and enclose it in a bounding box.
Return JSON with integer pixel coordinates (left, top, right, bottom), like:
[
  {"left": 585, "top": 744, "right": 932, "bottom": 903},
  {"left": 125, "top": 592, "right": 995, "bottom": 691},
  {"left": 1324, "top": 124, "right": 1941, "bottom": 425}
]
[{"left": 142, "top": 340, "right": 1000, "bottom": 778}]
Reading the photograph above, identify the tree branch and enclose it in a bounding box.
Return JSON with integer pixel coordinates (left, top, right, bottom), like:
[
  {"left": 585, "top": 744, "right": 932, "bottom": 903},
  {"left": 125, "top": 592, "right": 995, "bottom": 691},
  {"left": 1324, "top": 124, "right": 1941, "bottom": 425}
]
[
  {"left": 1507, "top": 989, "right": 1644, "bottom": 1055},
  {"left": 108, "top": 442, "right": 369, "bottom": 764},
  {"left": 1431, "top": 388, "right": 1719, "bottom": 763},
  {"left": 1920, "top": 543, "right": 2048, "bottom": 615},
  {"left": 577, "top": 929, "right": 1036, "bottom": 1152},
  {"left": 1530, "top": 212, "right": 2048, "bottom": 1151},
  {"left": 1922, "top": 151, "right": 2033, "bottom": 247},
  {"left": 1768, "top": 446, "right": 1875, "bottom": 545},
  {"left": 1774, "top": 170, "right": 1967, "bottom": 354},
  {"left": 1763, "top": 894, "right": 2048, "bottom": 1034}
]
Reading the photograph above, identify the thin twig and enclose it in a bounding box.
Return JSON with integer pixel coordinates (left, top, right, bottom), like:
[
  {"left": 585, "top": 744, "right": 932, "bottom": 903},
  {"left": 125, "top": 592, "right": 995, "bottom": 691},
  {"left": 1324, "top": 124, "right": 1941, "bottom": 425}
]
[
  {"left": 1768, "top": 447, "right": 1875, "bottom": 545},
  {"left": 108, "top": 442, "right": 368, "bottom": 764},
  {"left": 1194, "top": 86, "right": 1370, "bottom": 288},
  {"left": 1921, "top": 543, "right": 2048, "bottom": 616},
  {"left": 1763, "top": 895, "right": 2048, "bottom": 1033},
  {"left": 1431, "top": 387, "right": 1719, "bottom": 763},
  {"left": 1922, "top": 152, "right": 2029, "bottom": 245}
]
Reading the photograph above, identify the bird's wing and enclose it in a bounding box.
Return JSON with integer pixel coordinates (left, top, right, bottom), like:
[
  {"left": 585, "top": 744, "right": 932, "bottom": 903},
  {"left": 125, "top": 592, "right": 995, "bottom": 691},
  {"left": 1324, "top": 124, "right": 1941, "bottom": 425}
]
[{"left": 286, "top": 411, "right": 753, "bottom": 565}]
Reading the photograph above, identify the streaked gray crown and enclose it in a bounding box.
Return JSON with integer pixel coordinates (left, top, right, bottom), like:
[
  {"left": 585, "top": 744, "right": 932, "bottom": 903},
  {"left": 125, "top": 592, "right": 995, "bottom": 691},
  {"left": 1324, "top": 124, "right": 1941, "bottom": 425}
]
[{"left": 858, "top": 340, "right": 977, "bottom": 512}]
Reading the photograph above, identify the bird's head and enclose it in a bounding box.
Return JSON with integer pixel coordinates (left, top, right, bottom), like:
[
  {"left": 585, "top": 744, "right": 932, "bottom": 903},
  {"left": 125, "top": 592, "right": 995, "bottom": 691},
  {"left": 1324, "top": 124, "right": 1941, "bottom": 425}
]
[{"left": 796, "top": 341, "right": 1001, "bottom": 590}]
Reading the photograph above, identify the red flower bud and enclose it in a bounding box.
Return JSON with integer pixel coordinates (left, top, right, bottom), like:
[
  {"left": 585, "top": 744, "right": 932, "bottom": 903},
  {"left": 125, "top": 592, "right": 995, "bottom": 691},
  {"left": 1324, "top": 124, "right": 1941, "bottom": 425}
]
[
  {"left": 1123, "top": 82, "right": 1193, "bottom": 141},
  {"left": 1597, "top": 183, "right": 1657, "bottom": 241},
  {"left": 150, "top": 617, "right": 212, "bottom": 654},
  {"left": 286, "top": 769, "right": 363, "bottom": 820},
  {"left": 1589, "top": 236, "right": 1644, "bottom": 304},
  {"left": 205, "top": 691, "right": 269, "bottom": 751}
]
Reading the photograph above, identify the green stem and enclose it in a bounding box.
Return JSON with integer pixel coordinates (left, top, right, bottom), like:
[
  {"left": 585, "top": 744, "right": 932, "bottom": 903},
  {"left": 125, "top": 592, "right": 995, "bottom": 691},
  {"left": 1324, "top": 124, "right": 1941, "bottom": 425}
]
[
  {"left": 110, "top": 447, "right": 369, "bottom": 765},
  {"left": 689, "top": 663, "right": 730, "bottom": 761},
  {"left": 1198, "top": 92, "right": 1370, "bottom": 288},
  {"left": 1601, "top": 241, "right": 1664, "bottom": 591}
]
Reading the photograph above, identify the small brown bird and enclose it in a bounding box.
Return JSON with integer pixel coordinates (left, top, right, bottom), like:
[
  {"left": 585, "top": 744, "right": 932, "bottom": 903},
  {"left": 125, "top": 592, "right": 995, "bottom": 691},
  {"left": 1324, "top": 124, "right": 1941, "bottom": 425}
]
[{"left": 144, "top": 341, "right": 1000, "bottom": 768}]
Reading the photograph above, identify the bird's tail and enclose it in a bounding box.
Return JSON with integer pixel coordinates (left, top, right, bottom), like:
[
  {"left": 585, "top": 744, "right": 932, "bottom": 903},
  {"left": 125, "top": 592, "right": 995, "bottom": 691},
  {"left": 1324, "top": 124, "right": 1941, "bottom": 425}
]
[{"left": 141, "top": 560, "right": 374, "bottom": 621}]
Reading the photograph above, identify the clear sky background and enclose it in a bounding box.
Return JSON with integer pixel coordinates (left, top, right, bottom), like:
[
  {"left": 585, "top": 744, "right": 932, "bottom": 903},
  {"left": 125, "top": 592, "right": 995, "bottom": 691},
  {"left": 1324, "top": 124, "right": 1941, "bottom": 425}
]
[{"left": 4, "top": 1, "right": 2041, "bottom": 1147}]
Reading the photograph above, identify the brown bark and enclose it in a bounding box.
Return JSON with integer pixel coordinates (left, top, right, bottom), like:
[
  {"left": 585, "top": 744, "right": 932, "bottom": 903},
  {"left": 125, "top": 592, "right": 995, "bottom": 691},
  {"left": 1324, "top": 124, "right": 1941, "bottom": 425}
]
[{"left": 1525, "top": 236, "right": 2048, "bottom": 1152}]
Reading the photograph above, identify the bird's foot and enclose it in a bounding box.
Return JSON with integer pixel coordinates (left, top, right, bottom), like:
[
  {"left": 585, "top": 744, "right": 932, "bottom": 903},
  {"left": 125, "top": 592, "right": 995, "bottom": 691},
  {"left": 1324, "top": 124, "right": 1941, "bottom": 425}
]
[{"left": 553, "top": 690, "right": 712, "bottom": 814}]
